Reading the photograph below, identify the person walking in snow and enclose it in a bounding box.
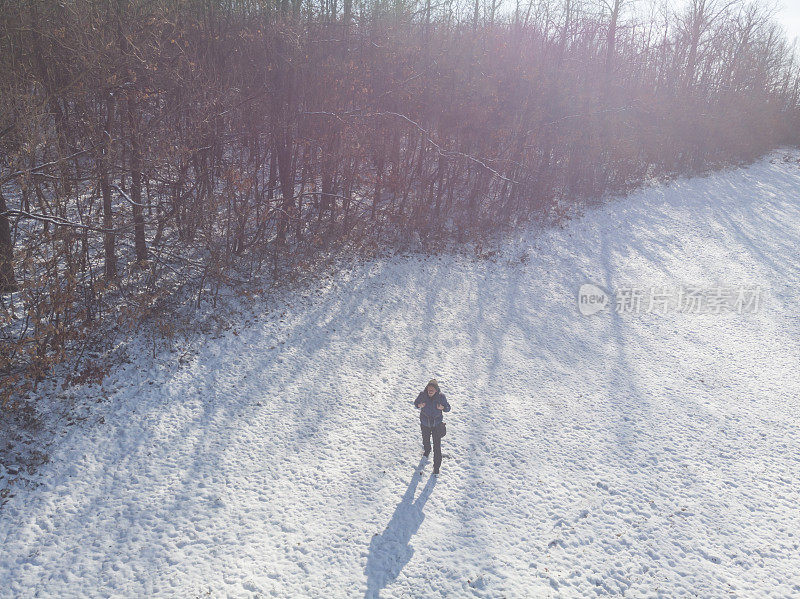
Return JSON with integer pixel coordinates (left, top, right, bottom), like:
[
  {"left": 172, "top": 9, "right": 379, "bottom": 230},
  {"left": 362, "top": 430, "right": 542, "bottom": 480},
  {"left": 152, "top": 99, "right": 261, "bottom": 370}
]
[{"left": 414, "top": 379, "right": 451, "bottom": 475}]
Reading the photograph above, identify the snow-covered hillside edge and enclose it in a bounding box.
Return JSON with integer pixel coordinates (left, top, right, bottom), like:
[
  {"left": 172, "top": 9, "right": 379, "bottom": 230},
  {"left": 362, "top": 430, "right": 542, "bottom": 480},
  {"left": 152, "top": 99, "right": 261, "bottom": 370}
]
[{"left": 2, "top": 149, "right": 800, "bottom": 597}]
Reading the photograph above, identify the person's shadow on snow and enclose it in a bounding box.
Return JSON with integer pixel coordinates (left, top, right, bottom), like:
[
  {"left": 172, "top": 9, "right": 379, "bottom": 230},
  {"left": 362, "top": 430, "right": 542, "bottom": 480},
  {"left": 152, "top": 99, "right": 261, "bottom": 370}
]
[{"left": 364, "top": 458, "right": 437, "bottom": 598}]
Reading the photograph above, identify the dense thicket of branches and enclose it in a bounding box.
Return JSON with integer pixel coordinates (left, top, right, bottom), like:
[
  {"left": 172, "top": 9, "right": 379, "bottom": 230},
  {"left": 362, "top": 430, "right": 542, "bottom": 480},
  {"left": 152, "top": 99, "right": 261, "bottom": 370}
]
[{"left": 1, "top": 0, "right": 798, "bottom": 399}]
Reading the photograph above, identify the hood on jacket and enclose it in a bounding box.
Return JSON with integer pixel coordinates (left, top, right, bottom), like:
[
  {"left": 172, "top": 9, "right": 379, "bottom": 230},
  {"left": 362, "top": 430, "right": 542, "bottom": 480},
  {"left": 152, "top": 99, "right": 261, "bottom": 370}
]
[{"left": 426, "top": 379, "right": 440, "bottom": 393}]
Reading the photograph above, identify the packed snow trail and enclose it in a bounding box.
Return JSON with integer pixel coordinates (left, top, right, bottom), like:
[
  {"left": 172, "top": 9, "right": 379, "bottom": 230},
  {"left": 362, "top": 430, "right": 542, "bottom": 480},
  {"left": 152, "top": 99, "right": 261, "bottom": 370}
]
[{"left": 2, "top": 150, "right": 800, "bottom": 597}]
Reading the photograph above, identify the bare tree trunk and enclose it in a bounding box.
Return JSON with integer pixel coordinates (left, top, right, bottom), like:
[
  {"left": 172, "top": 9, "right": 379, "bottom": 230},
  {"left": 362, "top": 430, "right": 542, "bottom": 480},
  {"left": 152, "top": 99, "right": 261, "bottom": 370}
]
[
  {"left": 343, "top": 0, "right": 351, "bottom": 25},
  {"left": 128, "top": 91, "right": 147, "bottom": 262},
  {"left": 276, "top": 127, "right": 294, "bottom": 245},
  {"left": 605, "top": 0, "right": 622, "bottom": 92},
  {"left": 0, "top": 190, "right": 16, "bottom": 293},
  {"left": 100, "top": 95, "right": 117, "bottom": 279}
]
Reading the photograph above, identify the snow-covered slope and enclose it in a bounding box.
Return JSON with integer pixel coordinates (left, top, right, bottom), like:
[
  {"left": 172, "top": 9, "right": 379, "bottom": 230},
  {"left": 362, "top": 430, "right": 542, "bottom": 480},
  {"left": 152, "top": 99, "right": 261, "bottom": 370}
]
[{"left": 2, "top": 150, "right": 800, "bottom": 598}]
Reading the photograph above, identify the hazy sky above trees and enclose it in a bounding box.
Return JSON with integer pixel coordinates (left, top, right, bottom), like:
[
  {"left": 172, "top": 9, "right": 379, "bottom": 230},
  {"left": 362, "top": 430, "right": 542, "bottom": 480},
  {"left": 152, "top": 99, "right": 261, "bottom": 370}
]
[{"left": 777, "top": 1, "right": 800, "bottom": 43}]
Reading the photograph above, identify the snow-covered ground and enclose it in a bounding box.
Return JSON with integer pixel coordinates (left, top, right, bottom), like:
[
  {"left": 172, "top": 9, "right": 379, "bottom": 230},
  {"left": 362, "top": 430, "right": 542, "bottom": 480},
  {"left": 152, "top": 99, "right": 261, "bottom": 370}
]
[{"left": 2, "top": 150, "right": 800, "bottom": 598}]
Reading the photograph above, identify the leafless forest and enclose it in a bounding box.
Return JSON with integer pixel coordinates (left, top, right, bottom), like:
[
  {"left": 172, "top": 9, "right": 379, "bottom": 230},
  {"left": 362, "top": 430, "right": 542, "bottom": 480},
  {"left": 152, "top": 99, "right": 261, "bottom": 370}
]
[{"left": 1, "top": 0, "right": 798, "bottom": 402}]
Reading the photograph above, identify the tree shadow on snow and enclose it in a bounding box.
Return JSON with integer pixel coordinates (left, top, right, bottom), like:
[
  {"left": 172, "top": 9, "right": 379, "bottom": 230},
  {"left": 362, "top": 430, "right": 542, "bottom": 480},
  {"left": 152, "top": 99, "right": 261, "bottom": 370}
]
[{"left": 363, "top": 458, "right": 437, "bottom": 598}]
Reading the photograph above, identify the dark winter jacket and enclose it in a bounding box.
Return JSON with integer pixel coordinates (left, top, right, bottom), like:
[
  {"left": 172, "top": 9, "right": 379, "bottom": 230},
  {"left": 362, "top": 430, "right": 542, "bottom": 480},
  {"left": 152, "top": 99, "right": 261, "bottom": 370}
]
[{"left": 415, "top": 389, "right": 451, "bottom": 428}]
